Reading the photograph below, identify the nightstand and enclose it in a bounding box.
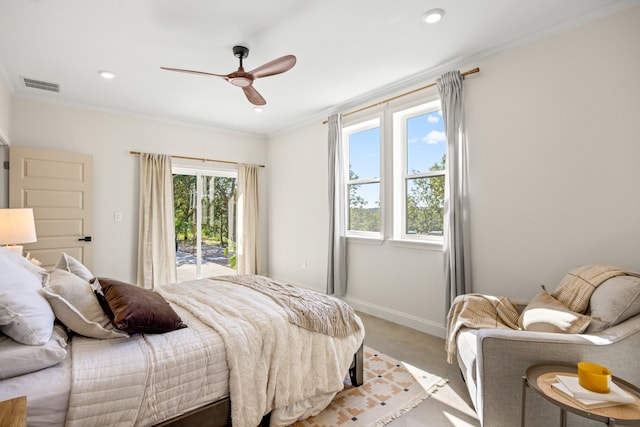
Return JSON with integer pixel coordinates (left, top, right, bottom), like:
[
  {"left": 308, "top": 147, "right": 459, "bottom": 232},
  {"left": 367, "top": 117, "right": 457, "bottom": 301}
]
[
  {"left": 522, "top": 364, "right": 640, "bottom": 426},
  {"left": 0, "top": 396, "right": 26, "bottom": 427}
]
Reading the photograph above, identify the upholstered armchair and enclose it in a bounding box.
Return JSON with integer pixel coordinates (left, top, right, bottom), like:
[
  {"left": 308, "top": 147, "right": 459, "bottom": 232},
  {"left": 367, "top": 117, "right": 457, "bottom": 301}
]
[{"left": 452, "top": 268, "right": 640, "bottom": 426}]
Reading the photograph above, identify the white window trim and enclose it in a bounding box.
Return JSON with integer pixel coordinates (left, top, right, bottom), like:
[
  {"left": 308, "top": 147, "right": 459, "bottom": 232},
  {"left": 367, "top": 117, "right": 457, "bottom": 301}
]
[
  {"left": 392, "top": 99, "right": 444, "bottom": 246},
  {"left": 343, "top": 115, "right": 383, "bottom": 239}
]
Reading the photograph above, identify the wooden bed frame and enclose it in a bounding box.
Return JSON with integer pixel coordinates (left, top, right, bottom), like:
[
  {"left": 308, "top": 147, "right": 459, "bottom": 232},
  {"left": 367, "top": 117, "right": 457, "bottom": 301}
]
[{"left": 157, "top": 343, "right": 364, "bottom": 427}]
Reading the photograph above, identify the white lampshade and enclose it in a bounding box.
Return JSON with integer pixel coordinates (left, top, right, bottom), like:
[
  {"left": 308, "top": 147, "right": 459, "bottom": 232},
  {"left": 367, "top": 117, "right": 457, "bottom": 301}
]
[{"left": 0, "top": 208, "right": 37, "bottom": 252}]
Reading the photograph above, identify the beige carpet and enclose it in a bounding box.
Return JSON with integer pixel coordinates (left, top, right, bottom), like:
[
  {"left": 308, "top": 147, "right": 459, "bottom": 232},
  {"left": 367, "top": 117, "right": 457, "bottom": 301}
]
[{"left": 293, "top": 346, "right": 448, "bottom": 427}]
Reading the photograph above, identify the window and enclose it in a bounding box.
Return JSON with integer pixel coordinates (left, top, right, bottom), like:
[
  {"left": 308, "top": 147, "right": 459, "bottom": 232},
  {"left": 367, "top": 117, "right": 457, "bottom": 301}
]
[
  {"left": 394, "top": 100, "right": 445, "bottom": 242},
  {"left": 343, "top": 117, "right": 381, "bottom": 237},
  {"left": 342, "top": 98, "right": 446, "bottom": 245},
  {"left": 173, "top": 167, "right": 237, "bottom": 281}
]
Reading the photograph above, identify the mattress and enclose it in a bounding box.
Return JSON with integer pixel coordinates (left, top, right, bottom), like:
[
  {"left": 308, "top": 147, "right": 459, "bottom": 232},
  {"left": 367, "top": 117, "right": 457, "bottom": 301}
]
[{"left": 0, "top": 349, "right": 71, "bottom": 426}]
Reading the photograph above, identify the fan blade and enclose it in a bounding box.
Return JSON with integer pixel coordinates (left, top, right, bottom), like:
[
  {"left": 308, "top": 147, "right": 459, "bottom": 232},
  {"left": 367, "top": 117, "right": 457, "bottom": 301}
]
[
  {"left": 242, "top": 85, "right": 266, "bottom": 106},
  {"left": 160, "top": 67, "right": 228, "bottom": 79},
  {"left": 248, "top": 55, "right": 296, "bottom": 79}
]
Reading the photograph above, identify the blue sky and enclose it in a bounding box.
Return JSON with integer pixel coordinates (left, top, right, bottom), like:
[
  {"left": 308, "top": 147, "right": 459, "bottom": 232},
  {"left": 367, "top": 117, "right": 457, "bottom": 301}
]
[{"left": 348, "top": 110, "right": 445, "bottom": 207}]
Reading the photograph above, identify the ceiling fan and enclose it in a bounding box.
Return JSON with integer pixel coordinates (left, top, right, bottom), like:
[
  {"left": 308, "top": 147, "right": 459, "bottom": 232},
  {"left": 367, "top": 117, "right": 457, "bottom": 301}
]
[{"left": 161, "top": 45, "right": 296, "bottom": 106}]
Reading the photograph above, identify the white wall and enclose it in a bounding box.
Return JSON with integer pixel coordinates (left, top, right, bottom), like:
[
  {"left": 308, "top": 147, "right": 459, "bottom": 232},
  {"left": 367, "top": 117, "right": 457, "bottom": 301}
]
[
  {"left": 0, "top": 73, "right": 10, "bottom": 207},
  {"left": 9, "top": 98, "right": 267, "bottom": 282},
  {"left": 0, "top": 69, "right": 10, "bottom": 145},
  {"left": 267, "top": 6, "right": 640, "bottom": 337}
]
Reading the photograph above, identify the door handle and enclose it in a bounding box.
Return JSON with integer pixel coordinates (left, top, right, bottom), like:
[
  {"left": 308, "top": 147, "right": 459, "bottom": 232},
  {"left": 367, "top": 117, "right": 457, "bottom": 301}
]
[{"left": 78, "top": 236, "right": 92, "bottom": 242}]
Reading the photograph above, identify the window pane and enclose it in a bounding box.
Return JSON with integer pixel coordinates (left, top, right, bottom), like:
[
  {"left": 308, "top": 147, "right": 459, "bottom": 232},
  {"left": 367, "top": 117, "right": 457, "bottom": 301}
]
[
  {"left": 348, "top": 182, "right": 380, "bottom": 232},
  {"left": 406, "top": 176, "right": 444, "bottom": 236},
  {"left": 349, "top": 126, "right": 380, "bottom": 180},
  {"left": 174, "top": 173, "right": 237, "bottom": 282},
  {"left": 406, "top": 111, "right": 446, "bottom": 174}
]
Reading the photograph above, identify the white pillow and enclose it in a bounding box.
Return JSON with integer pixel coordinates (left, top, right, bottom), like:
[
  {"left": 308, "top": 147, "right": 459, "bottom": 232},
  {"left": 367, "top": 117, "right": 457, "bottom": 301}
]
[
  {"left": 42, "top": 270, "right": 128, "bottom": 339},
  {"left": 0, "top": 251, "right": 55, "bottom": 345},
  {"left": 0, "top": 324, "right": 68, "bottom": 380},
  {"left": 0, "top": 246, "right": 48, "bottom": 284},
  {"left": 54, "top": 252, "right": 94, "bottom": 282}
]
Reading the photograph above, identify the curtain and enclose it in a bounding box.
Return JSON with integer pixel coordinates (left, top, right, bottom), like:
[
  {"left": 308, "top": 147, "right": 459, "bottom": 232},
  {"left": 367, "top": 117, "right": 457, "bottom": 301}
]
[
  {"left": 327, "top": 113, "right": 347, "bottom": 296},
  {"left": 237, "top": 163, "right": 261, "bottom": 275},
  {"left": 137, "top": 153, "right": 176, "bottom": 289},
  {"left": 437, "top": 70, "right": 471, "bottom": 312}
]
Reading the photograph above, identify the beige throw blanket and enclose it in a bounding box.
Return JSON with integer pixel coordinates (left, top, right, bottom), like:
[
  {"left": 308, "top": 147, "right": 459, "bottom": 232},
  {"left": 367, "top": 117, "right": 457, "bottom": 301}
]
[
  {"left": 215, "top": 274, "right": 361, "bottom": 337},
  {"left": 157, "top": 277, "right": 364, "bottom": 427},
  {"left": 551, "top": 264, "right": 640, "bottom": 313},
  {"left": 445, "top": 294, "right": 520, "bottom": 363}
]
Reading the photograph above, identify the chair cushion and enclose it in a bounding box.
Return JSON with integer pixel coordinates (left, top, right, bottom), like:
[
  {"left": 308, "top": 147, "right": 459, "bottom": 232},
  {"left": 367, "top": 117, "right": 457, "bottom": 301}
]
[
  {"left": 518, "top": 289, "right": 591, "bottom": 333},
  {"left": 586, "top": 275, "right": 640, "bottom": 333}
]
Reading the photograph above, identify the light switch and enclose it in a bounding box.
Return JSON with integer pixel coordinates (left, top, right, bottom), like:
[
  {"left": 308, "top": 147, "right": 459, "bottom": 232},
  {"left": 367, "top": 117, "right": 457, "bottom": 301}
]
[{"left": 114, "top": 212, "right": 122, "bottom": 222}]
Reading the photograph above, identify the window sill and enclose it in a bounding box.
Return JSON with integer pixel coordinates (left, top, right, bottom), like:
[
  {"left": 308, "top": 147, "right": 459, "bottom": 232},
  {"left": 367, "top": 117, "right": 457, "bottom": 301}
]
[
  {"left": 388, "top": 238, "right": 443, "bottom": 251},
  {"left": 345, "top": 236, "right": 443, "bottom": 251},
  {"left": 346, "top": 235, "right": 384, "bottom": 246}
]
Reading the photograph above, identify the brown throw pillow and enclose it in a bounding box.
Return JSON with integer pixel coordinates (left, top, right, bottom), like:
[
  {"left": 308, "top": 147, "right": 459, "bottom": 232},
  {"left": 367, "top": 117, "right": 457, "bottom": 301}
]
[{"left": 94, "top": 277, "right": 187, "bottom": 334}]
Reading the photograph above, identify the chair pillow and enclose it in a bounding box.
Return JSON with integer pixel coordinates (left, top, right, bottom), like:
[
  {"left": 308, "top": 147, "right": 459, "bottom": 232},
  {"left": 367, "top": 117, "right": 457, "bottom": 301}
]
[
  {"left": 519, "top": 289, "right": 591, "bottom": 334},
  {"left": 41, "top": 269, "right": 128, "bottom": 339},
  {"left": 0, "top": 324, "right": 68, "bottom": 380},
  {"left": 0, "top": 249, "right": 55, "bottom": 345},
  {"left": 95, "top": 277, "right": 187, "bottom": 334},
  {"left": 54, "top": 252, "right": 94, "bottom": 282},
  {"left": 586, "top": 275, "right": 640, "bottom": 333}
]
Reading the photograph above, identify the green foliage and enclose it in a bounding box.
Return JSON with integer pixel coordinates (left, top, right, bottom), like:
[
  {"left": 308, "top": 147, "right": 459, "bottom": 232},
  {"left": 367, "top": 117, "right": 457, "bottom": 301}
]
[
  {"left": 173, "top": 174, "right": 237, "bottom": 249},
  {"left": 224, "top": 241, "right": 237, "bottom": 269},
  {"left": 348, "top": 167, "right": 380, "bottom": 232},
  {"left": 406, "top": 154, "right": 445, "bottom": 236}
]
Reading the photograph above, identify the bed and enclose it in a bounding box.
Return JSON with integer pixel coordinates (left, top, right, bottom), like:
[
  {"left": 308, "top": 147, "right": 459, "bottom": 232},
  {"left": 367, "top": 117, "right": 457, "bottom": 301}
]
[{"left": 0, "top": 249, "right": 365, "bottom": 427}]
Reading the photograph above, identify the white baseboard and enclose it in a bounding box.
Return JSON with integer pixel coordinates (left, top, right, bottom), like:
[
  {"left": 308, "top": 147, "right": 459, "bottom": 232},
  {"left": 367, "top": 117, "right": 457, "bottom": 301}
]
[{"left": 342, "top": 296, "right": 446, "bottom": 339}]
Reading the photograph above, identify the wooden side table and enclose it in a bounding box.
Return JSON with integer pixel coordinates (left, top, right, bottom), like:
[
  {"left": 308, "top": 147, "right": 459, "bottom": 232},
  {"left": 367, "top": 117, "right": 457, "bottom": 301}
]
[
  {"left": 0, "top": 396, "right": 27, "bottom": 427},
  {"left": 522, "top": 364, "right": 640, "bottom": 427}
]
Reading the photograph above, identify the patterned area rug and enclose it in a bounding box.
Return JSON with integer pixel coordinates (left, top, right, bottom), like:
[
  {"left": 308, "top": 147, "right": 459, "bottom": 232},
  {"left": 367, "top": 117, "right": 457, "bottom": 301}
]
[{"left": 292, "top": 346, "right": 448, "bottom": 426}]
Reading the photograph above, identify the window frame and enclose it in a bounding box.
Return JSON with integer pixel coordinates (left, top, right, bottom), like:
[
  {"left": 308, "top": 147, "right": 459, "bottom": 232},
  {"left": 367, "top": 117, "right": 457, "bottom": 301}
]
[
  {"left": 342, "top": 115, "right": 383, "bottom": 239},
  {"left": 341, "top": 96, "right": 446, "bottom": 250},
  {"left": 392, "top": 99, "right": 445, "bottom": 244},
  {"left": 172, "top": 165, "right": 238, "bottom": 279}
]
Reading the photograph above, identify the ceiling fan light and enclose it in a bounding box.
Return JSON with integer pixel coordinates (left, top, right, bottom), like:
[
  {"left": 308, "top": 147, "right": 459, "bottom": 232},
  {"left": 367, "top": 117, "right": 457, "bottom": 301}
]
[
  {"left": 423, "top": 8, "right": 445, "bottom": 24},
  {"left": 254, "top": 107, "right": 264, "bottom": 113},
  {"left": 229, "top": 77, "right": 252, "bottom": 87}
]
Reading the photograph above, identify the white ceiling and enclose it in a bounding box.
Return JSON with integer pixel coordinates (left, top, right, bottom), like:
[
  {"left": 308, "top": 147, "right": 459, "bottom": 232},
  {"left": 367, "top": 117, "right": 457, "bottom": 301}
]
[{"left": 0, "top": 0, "right": 637, "bottom": 137}]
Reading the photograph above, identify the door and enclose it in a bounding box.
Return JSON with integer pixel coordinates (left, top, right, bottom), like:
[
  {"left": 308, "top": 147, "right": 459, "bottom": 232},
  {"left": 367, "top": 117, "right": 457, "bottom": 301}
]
[
  {"left": 9, "top": 146, "right": 93, "bottom": 269},
  {"left": 173, "top": 167, "right": 236, "bottom": 281}
]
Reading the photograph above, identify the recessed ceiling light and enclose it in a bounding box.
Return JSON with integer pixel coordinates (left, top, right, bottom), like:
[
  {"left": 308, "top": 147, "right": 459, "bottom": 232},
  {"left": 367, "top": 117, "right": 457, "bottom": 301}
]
[
  {"left": 98, "top": 70, "right": 115, "bottom": 80},
  {"left": 423, "top": 8, "right": 445, "bottom": 24}
]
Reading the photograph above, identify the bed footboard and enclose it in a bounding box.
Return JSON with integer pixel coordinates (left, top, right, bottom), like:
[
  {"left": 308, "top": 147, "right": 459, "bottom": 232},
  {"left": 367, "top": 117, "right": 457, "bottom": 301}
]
[{"left": 349, "top": 343, "right": 364, "bottom": 387}]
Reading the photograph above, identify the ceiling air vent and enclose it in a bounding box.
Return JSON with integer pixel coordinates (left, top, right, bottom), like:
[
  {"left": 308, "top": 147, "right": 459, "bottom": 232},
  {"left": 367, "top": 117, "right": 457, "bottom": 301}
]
[{"left": 22, "top": 77, "right": 60, "bottom": 93}]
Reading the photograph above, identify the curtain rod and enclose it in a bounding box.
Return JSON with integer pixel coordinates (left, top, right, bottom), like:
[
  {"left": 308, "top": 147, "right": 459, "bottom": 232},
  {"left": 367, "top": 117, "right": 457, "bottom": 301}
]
[
  {"left": 129, "top": 151, "right": 265, "bottom": 168},
  {"left": 322, "top": 67, "right": 480, "bottom": 124}
]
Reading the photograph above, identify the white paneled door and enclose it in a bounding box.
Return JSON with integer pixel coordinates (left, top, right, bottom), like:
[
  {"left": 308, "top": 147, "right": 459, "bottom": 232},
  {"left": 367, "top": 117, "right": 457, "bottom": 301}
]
[{"left": 9, "top": 146, "right": 93, "bottom": 269}]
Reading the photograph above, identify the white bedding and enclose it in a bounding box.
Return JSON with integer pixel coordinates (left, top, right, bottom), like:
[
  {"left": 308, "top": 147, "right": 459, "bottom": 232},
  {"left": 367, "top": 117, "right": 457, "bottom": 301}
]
[
  {"left": 0, "top": 349, "right": 71, "bottom": 427},
  {"left": 65, "top": 306, "right": 228, "bottom": 427},
  {"left": 159, "top": 277, "right": 365, "bottom": 427},
  {"left": 1, "top": 276, "right": 363, "bottom": 427}
]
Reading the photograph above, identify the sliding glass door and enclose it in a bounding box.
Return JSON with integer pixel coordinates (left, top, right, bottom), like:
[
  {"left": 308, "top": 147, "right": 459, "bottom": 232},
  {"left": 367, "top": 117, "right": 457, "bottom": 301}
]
[{"left": 173, "top": 167, "right": 237, "bottom": 281}]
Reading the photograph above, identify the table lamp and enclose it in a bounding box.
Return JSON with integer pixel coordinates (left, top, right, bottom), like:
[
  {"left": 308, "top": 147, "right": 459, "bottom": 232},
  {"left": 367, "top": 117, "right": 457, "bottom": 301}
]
[{"left": 0, "top": 208, "right": 37, "bottom": 256}]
